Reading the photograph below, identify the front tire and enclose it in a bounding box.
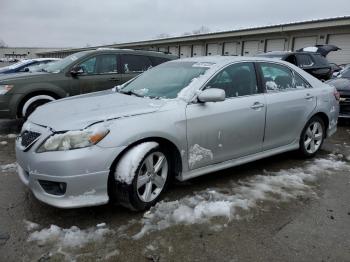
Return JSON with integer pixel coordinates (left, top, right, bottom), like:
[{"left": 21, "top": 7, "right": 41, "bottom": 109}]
[
  {"left": 114, "top": 142, "right": 171, "bottom": 211},
  {"left": 299, "top": 116, "right": 325, "bottom": 157},
  {"left": 21, "top": 95, "right": 55, "bottom": 118}
]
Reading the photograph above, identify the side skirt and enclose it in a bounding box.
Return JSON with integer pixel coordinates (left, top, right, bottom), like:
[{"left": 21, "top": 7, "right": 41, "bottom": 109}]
[{"left": 179, "top": 142, "right": 300, "bottom": 181}]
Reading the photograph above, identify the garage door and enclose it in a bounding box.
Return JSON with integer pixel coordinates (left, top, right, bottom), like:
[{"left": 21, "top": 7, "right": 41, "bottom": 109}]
[
  {"left": 207, "top": 43, "right": 222, "bottom": 56},
  {"left": 327, "top": 34, "right": 350, "bottom": 65},
  {"left": 193, "top": 45, "right": 205, "bottom": 57},
  {"left": 169, "top": 46, "right": 179, "bottom": 57},
  {"left": 158, "top": 47, "right": 168, "bottom": 53},
  {"left": 266, "top": 39, "right": 286, "bottom": 52},
  {"left": 180, "top": 45, "right": 192, "bottom": 58},
  {"left": 224, "top": 42, "right": 239, "bottom": 56},
  {"left": 293, "top": 36, "right": 317, "bottom": 51},
  {"left": 243, "top": 41, "right": 260, "bottom": 56}
]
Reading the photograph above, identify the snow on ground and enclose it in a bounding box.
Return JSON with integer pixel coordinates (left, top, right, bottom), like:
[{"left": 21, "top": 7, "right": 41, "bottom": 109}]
[
  {"left": 133, "top": 155, "right": 349, "bottom": 239},
  {"left": 28, "top": 224, "right": 113, "bottom": 248},
  {"left": 24, "top": 220, "right": 40, "bottom": 231},
  {"left": 0, "top": 163, "right": 17, "bottom": 173}
]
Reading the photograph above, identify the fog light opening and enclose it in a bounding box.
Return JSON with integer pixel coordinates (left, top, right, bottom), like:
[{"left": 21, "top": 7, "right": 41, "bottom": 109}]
[{"left": 38, "top": 180, "right": 67, "bottom": 196}]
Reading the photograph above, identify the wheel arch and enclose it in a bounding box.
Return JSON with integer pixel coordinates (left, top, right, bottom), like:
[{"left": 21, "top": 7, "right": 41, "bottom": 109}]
[
  {"left": 107, "top": 136, "right": 183, "bottom": 201},
  {"left": 309, "top": 112, "right": 329, "bottom": 138},
  {"left": 16, "top": 89, "right": 63, "bottom": 118}
]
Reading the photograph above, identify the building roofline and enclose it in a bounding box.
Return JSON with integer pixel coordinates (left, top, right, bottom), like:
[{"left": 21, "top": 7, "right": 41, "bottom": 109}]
[{"left": 36, "top": 16, "right": 350, "bottom": 55}]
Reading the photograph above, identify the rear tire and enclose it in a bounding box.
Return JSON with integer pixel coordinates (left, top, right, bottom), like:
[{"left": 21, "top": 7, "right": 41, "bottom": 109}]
[
  {"left": 299, "top": 116, "right": 325, "bottom": 158},
  {"left": 114, "top": 142, "right": 171, "bottom": 211}
]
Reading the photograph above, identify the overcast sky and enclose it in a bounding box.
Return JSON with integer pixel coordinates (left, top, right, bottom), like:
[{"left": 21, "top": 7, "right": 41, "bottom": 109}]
[{"left": 1, "top": 0, "right": 350, "bottom": 48}]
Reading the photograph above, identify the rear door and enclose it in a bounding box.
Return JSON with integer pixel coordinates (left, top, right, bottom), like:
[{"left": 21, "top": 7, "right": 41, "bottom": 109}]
[
  {"left": 258, "top": 62, "right": 317, "bottom": 150},
  {"left": 186, "top": 62, "right": 266, "bottom": 169},
  {"left": 120, "top": 54, "right": 153, "bottom": 83}
]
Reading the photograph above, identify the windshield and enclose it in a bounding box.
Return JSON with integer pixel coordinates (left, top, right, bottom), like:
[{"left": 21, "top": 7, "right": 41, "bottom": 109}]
[
  {"left": 120, "top": 61, "right": 210, "bottom": 99},
  {"left": 29, "top": 61, "right": 57, "bottom": 72},
  {"left": 45, "top": 51, "right": 90, "bottom": 73}
]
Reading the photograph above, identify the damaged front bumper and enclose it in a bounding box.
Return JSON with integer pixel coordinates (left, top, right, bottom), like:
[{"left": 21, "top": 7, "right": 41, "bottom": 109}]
[{"left": 15, "top": 122, "right": 126, "bottom": 208}]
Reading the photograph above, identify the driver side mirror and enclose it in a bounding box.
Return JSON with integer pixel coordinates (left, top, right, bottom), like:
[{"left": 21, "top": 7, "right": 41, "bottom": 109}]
[
  {"left": 70, "top": 65, "right": 84, "bottom": 76},
  {"left": 197, "top": 88, "right": 225, "bottom": 103}
]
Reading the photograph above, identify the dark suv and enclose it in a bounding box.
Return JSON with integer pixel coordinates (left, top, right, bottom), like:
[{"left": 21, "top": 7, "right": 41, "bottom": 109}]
[
  {"left": 257, "top": 51, "right": 332, "bottom": 81},
  {"left": 0, "top": 49, "right": 176, "bottom": 119}
]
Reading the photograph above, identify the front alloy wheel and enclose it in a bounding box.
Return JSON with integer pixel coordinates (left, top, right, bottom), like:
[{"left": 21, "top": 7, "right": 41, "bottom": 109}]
[
  {"left": 136, "top": 151, "right": 168, "bottom": 203},
  {"left": 114, "top": 143, "right": 171, "bottom": 211}
]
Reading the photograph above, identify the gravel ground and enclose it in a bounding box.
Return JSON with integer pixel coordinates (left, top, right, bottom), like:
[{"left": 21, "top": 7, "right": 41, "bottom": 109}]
[{"left": 0, "top": 119, "right": 349, "bottom": 262}]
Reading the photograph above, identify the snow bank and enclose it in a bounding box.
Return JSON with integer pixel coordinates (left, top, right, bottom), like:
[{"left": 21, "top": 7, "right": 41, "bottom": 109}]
[
  {"left": 28, "top": 224, "right": 113, "bottom": 248},
  {"left": 189, "top": 144, "right": 213, "bottom": 168},
  {"left": 115, "top": 142, "right": 159, "bottom": 184},
  {"left": 133, "top": 155, "right": 349, "bottom": 239},
  {"left": 1, "top": 163, "right": 17, "bottom": 173}
]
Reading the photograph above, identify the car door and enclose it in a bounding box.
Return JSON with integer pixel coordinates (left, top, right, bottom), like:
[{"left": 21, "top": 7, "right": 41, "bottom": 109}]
[
  {"left": 120, "top": 54, "right": 153, "bottom": 83},
  {"left": 186, "top": 62, "right": 266, "bottom": 170},
  {"left": 74, "top": 54, "right": 121, "bottom": 94},
  {"left": 258, "top": 62, "right": 317, "bottom": 150}
]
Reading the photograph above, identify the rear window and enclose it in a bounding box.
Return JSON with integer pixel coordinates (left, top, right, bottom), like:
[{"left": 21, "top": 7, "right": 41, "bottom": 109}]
[
  {"left": 312, "top": 54, "right": 330, "bottom": 66},
  {"left": 149, "top": 56, "right": 171, "bottom": 66}
]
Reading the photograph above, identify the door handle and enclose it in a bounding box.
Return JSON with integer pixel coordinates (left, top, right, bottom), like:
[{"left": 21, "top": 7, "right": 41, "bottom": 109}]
[
  {"left": 305, "top": 93, "right": 314, "bottom": 100},
  {"left": 251, "top": 102, "right": 265, "bottom": 110},
  {"left": 109, "top": 77, "right": 120, "bottom": 81}
]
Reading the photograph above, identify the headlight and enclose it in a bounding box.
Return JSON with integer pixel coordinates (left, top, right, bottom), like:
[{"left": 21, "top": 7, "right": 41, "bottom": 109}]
[
  {"left": 37, "top": 125, "right": 109, "bottom": 152},
  {"left": 0, "top": 85, "right": 14, "bottom": 95}
]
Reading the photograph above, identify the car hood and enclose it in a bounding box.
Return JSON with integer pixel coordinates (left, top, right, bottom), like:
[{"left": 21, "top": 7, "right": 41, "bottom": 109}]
[
  {"left": 29, "top": 90, "right": 168, "bottom": 131},
  {"left": 0, "top": 71, "right": 48, "bottom": 82},
  {"left": 326, "top": 78, "right": 350, "bottom": 91}
]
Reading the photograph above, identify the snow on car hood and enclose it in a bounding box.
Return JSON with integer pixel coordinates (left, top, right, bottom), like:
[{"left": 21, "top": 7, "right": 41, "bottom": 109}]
[{"left": 29, "top": 90, "right": 167, "bottom": 131}]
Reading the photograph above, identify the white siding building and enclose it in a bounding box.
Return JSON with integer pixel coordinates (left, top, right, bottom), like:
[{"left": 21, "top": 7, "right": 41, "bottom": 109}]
[{"left": 38, "top": 16, "right": 350, "bottom": 65}]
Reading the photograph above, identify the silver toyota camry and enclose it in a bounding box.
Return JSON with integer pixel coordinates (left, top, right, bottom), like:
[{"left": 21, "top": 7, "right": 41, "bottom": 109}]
[{"left": 15, "top": 56, "right": 339, "bottom": 210}]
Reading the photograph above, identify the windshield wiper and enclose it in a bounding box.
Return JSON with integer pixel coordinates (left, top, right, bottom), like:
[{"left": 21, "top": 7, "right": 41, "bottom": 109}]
[{"left": 119, "top": 90, "right": 144, "bottom": 97}]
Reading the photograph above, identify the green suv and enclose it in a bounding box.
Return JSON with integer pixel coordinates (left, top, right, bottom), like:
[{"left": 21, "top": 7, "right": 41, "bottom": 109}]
[{"left": 0, "top": 49, "right": 176, "bottom": 118}]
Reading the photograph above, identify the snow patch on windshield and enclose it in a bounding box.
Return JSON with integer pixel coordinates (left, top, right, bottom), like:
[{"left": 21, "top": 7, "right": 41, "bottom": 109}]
[
  {"left": 28, "top": 224, "right": 113, "bottom": 248},
  {"left": 302, "top": 47, "right": 318, "bottom": 52},
  {"left": 115, "top": 142, "right": 159, "bottom": 184},
  {"left": 189, "top": 144, "right": 213, "bottom": 169},
  {"left": 132, "top": 155, "right": 349, "bottom": 239}
]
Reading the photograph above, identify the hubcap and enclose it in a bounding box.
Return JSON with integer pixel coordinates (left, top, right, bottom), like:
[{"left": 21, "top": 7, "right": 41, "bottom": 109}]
[
  {"left": 304, "top": 121, "right": 323, "bottom": 154},
  {"left": 136, "top": 152, "right": 168, "bottom": 203}
]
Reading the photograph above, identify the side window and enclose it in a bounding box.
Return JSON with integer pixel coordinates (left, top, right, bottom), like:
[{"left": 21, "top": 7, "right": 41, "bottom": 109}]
[
  {"left": 260, "top": 63, "right": 294, "bottom": 91},
  {"left": 297, "top": 54, "right": 314, "bottom": 68},
  {"left": 149, "top": 56, "right": 170, "bottom": 66},
  {"left": 206, "top": 63, "right": 258, "bottom": 98},
  {"left": 294, "top": 73, "right": 311, "bottom": 89},
  {"left": 97, "top": 55, "right": 118, "bottom": 74},
  {"left": 78, "top": 56, "right": 97, "bottom": 74},
  {"left": 121, "top": 55, "right": 152, "bottom": 73}
]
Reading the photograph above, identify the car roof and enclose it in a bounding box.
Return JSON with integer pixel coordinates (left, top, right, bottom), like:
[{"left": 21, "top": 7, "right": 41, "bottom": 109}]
[
  {"left": 79, "top": 48, "right": 177, "bottom": 59},
  {"left": 173, "top": 55, "right": 294, "bottom": 67}
]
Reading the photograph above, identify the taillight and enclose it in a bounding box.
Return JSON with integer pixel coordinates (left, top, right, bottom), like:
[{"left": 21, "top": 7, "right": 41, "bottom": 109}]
[{"left": 334, "top": 88, "right": 340, "bottom": 101}]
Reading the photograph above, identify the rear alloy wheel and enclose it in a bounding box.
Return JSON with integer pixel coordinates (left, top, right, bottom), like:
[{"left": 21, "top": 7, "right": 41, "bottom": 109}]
[
  {"left": 114, "top": 143, "right": 170, "bottom": 211},
  {"left": 299, "top": 116, "right": 325, "bottom": 157}
]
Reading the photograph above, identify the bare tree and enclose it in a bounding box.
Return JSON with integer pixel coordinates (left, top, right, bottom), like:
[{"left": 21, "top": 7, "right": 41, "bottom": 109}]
[
  {"left": 192, "top": 26, "right": 210, "bottom": 35},
  {"left": 0, "top": 39, "right": 7, "bottom": 48}
]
